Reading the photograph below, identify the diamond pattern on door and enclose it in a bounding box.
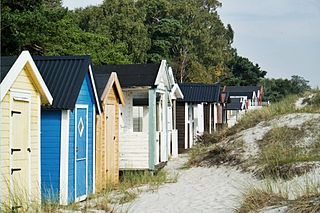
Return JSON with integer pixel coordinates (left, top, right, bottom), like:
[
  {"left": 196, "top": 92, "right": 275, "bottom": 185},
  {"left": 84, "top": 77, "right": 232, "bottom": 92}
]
[{"left": 78, "top": 117, "right": 84, "bottom": 137}]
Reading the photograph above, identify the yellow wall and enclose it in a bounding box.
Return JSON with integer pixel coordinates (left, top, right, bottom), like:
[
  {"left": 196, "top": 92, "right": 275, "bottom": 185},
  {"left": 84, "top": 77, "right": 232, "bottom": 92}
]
[
  {"left": 95, "top": 85, "right": 120, "bottom": 192},
  {"left": 0, "top": 65, "right": 41, "bottom": 206}
]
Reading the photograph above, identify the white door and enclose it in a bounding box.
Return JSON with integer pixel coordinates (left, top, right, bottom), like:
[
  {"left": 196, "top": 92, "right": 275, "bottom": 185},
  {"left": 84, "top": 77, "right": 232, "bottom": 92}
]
[{"left": 11, "top": 97, "right": 31, "bottom": 210}]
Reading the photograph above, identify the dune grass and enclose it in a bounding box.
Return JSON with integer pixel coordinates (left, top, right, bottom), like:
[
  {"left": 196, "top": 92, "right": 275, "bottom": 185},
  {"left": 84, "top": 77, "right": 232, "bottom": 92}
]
[
  {"left": 238, "top": 174, "right": 320, "bottom": 213},
  {"left": 255, "top": 126, "right": 320, "bottom": 179}
]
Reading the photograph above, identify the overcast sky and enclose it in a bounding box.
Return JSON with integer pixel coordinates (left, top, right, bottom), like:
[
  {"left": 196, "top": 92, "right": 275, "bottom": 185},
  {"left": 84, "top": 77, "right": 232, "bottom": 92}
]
[
  {"left": 63, "top": 0, "right": 320, "bottom": 87},
  {"left": 218, "top": 0, "right": 320, "bottom": 88}
]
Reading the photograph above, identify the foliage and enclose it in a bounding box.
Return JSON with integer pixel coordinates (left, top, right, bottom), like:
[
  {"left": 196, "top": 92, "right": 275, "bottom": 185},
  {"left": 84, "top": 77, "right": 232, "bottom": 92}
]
[
  {"left": 0, "top": 0, "right": 269, "bottom": 85},
  {"left": 261, "top": 75, "right": 311, "bottom": 102},
  {"left": 223, "top": 54, "right": 267, "bottom": 86}
]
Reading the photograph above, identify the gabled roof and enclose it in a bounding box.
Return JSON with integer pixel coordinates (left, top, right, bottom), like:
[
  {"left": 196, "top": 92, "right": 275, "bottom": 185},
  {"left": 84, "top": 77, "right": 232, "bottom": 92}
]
[
  {"left": 226, "top": 98, "right": 242, "bottom": 110},
  {"left": 94, "top": 72, "right": 125, "bottom": 105},
  {"left": 94, "top": 63, "right": 160, "bottom": 88},
  {"left": 0, "top": 51, "right": 53, "bottom": 104},
  {"left": 177, "top": 83, "right": 220, "bottom": 103},
  {"left": 224, "top": 86, "right": 260, "bottom": 97},
  {"left": 33, "top": 56, "right": 100, "bottom": 112}
]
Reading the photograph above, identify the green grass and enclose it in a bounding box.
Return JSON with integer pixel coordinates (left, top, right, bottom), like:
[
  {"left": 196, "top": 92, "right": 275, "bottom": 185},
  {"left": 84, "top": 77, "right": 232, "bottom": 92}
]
[
  {"left": 120, "top": 170, "right": 168, "bottom": 189},
  {"left": 255, "top": 126, "right": 320, "bottom": 179}
]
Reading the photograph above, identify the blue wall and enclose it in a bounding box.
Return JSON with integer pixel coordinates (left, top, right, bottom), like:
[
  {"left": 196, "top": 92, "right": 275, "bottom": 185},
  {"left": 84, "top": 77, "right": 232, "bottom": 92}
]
[
  {"left": 41, "top": 110, "right": 61, "bottom": 201},
  {"left": 68, "top": 74, "right": 96, "bottom": 202}
]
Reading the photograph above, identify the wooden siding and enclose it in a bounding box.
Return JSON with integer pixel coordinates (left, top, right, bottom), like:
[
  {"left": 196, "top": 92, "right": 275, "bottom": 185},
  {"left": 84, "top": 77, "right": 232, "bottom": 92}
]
[
  {"left": 96, "top": 85, "right": 120, "bottom": 193},
  {"left": 41, "top": 110, "right": 61, "bottom": 201},
  {"left": 0, "top": 66, "right": 41, "bottom": 204},
  {"left": 176, "top": 102, "right": 185, "bottom": 153},
  {"left": 119, "top": 133, "right": 149, "bottom": 169}
]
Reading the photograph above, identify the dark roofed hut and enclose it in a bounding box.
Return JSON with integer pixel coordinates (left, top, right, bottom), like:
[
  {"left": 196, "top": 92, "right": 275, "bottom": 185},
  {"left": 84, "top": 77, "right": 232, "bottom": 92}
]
[{"left": 176, "top": 83, "right": 221, "bottom": 153}]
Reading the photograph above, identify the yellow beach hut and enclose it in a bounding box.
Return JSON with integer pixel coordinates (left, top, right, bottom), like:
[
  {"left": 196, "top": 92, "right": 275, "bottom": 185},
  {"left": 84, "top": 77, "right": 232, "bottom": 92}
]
[
  {"left": 94, "top": 72, "right": 125, "bottom": 192},
  {"left": 0, "top": 51, "right": 53, "bottom": 210}
]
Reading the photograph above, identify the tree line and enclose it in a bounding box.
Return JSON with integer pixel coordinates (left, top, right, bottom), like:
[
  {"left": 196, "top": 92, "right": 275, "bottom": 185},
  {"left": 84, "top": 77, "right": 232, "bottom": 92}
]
[{"left": 1, "top": 0, "right": 310, "bottom": 100}]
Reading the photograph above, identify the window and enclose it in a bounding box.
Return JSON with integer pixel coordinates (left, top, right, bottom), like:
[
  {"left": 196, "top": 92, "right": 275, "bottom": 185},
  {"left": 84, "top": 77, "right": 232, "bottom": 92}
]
[{"left": 133, "top": 106, "right": 143, "bottom": 132}]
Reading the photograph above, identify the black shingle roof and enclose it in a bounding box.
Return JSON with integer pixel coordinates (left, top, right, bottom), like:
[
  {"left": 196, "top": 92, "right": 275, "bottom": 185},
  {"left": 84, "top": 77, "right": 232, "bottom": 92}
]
[
  {"left": 94, "top": 73, "right": 111, "bottom": 99},
  {"left": 225, "top": 86, "right": 260, "bottom": 97},
  {"left": 177, "top": 83, "right": 220, "bottom": 103},
  {"left": 94, "top": 64, "right": 160, "bottom": 88},
  {"left": 226, "top": 98, "right": 242, "bottom": 110},
  {"left": 33, "top": 56, "right": 92, "bottom": 110},
  {"left": 1, "top": 56, "right": 17, "bottom": 82}
]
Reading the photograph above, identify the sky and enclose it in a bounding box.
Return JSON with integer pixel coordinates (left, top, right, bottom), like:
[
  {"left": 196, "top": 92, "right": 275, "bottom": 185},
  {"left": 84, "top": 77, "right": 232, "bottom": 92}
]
[
  {"left": 63, "top": 0, "right": 320, "bottom": 87},
  {"left": 218, "top": 0, "right": 320, "bottom": 88}
]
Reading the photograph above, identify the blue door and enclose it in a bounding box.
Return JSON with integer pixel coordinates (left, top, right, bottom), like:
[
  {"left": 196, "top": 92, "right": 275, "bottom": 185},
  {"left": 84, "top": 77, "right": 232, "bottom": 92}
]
[{"left": 76, "top": 107, "right": 87, "bottom": 199}]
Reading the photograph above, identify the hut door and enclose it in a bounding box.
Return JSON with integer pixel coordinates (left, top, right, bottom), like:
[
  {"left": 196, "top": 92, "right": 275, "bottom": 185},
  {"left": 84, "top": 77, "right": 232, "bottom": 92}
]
[
  {"left": 11, "top": 97, "right": 30, "bottom": 206},
  {"left": 75, "top": 106, "right": 88, "bottom": 200},
  {"left": 105, "top": 104, "right": 116, "bottom": 184}
]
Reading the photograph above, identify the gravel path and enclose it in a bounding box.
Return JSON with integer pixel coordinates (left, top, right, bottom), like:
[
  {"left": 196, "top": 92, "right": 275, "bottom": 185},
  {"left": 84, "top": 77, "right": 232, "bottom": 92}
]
[{"left": 115, "top": 155, "right": 257, "bottom": 213}]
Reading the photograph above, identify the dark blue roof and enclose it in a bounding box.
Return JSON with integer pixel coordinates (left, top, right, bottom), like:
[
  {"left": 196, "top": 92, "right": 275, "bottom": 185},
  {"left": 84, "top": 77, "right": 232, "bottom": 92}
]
[
  {"left": 227, "top": 98, "right": 242, "bottom": 110},
  {"left": 1, "top": 56, "right": 17, "bottom": 82},
  {"left": 94, "top": 64, "right": 160, "bottom": 88},
  {"left": 33, "top": 56, "right": 93, "bottom": 110},
  {"left": 225, "top": 86, "right": 260, "bottom": 97},
  {"left": 178, "top": 83, "right": 220, "bottom": 103}
]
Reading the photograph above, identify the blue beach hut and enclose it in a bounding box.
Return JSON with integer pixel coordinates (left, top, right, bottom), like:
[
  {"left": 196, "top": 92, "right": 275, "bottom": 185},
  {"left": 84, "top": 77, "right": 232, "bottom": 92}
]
[{"left": 33, "top": 56, "right": 101, "bottom": 204}]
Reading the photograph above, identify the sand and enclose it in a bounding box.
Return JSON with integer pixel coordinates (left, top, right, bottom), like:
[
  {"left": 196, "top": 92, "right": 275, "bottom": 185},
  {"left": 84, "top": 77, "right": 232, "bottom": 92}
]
[{"left": 114, "top": 155, "right": 257, "bottom": 213}]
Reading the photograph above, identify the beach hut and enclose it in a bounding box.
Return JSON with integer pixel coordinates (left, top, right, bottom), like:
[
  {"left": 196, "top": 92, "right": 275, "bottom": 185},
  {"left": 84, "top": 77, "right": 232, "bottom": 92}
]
[
  {"left": 223, "top": 86, "right": 264, "bottom": 110},
  {"left": 33, "top": 56, "right": 101, "bottom": 204},
  {"left": 94, "top": 60, "right": 183, "bottom": 170},
  {"left": 176, "top": 83, "right": 220, "bottom": 153},
  {"left": 0, "top": 51, "right": 53, "bottom": 209},
  {"left": 93, "top": 72, "right": 125, "bottom": 192}
]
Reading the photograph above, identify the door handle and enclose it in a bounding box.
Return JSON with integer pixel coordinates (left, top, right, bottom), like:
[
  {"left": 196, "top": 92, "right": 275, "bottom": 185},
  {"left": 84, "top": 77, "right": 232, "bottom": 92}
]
[
  {"left": 76, "top": 147, "right": 79, "bottom": 152},
  {"left": 113, "top": 136, "right": 116, "bottom": 140},
  {"left": 27, "top": 148, "right": 31, "bottom": 152},
  {"left": 11, "top": 168, "right": 21, "bottom": 175},
  {"left": 11, "top": 148, "right": 21, "bottom": 155},
  {"left": 11, "top": 111, "right": 21, "bottom": 116}
]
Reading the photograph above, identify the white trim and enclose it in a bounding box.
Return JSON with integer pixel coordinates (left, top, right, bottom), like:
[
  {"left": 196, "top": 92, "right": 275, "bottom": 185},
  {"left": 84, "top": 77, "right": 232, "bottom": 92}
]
[
  {"left": 92, "top": 106, "right": 96, "bottom": 193},
  {"left": 209, "top": 104, "right": 212, "bottom": 134},
  {"left": 59, "top": 110, "right": 70, "bottom": 205},
  {"left": 37, "top": 95, "right": 41, "bottom": 204},
  {"left": 74, "top": 104, "right": 88, "bottom": 202},
  {"left": 0, "top": 51, "right": 53, "bottom": 104},
  {"left": 10, "top": 89, "right": 31, "bottom": 102},
  {"left": 184, "top": 103, "right": 188, "bottom": 149},
  {"left": 154, "top": 60, "right": 167, "bottom": 86},
  {"left": 213, "top": 104, "right": 218, "bottom": 132},
  {"left": 170, "top": 83, "right": 184, "bottom": 100},
  {"left": 88, "top": 65, "right": 101, "bottom": 114}
]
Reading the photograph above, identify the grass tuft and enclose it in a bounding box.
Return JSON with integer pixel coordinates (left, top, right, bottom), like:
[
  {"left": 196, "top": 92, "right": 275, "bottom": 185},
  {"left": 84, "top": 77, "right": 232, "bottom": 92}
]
[
  {"left": 255, "top": 126, "right": 320, "bottom": 179},
  {"left": 238, "top": 187, "right": 287, "bottom": 213}
]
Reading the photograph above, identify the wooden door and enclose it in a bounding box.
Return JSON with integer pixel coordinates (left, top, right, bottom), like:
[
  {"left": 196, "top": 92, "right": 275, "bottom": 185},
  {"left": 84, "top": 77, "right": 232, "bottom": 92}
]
[
  {"left": 106, "top": 104, "right": 116, "bottom": 184},
  {"left": 11, "top": 98, "right": 30, "bottom": 207},
  {"left": 75, "top": 107, "right": 88, "bottom": 200}
]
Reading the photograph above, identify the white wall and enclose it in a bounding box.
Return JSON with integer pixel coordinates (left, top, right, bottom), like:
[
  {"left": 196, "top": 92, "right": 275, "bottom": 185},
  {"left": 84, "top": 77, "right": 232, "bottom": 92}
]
[
  {"left": 196, "top": 103, "right": 204, "bottom": 135},
  {"left": 119, "top": 90, "right": 150, "bottom": 170}
]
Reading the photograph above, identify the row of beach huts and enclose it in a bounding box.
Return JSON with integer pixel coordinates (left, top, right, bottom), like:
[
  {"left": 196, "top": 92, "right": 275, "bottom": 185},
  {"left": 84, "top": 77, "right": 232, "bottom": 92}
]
[{"left": 0, "top": 51, "right": 264, "bottom": 208}]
